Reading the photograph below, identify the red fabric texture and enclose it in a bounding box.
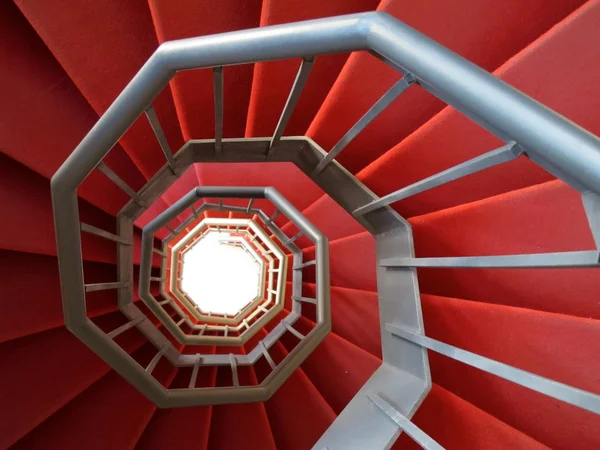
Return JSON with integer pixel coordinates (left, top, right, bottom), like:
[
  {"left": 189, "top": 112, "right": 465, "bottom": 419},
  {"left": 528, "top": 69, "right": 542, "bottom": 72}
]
[
  {"left": 2, "top": 0, "right": 599, "bottom": 448},
  {"left": 245, "top": 0, "right": 379, "bottom": 137},
  {"left": 148, "top": 0, "right": 262, "bottom": 143},
  {"left": 297, "top": 0, "right": 600, "bottom": 232},
  {"left": 0, "top": 313, "right": 148, "bottom": 448},
  {"left": 0, "top": 2, "right": 144, "bottom": 216},
  {"left": 396, "top": 384, "right": 548, "bottom": 450},
  {"left": 307, "top": 0, "right": 586, "bottom": 174},
  {"left": 15, "top": 0, "right": 184, "bottom": 179}
]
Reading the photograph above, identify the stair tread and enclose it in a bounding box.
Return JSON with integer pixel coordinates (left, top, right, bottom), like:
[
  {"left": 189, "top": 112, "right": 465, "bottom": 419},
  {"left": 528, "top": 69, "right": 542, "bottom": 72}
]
[
  {"left": 359, "top": 0, "right": 600, "bottom": 218},
  {"left": 290, "top": 0, "right": 600, "bottom": 245},
  {"left": 411, "top": 180, "right": 598, "bottom": 318},
  {"left": 15, "top": 0, "right": 184, "bottom": 180},
  {"left": 208, "top": 344, "right": 276, "bottom": 450},
  {"left": 0, "top": 2, "right": 145, "bottom": 217},
  {"left": 11, "top": 342, "right": 178, "bottom": 450},
  {"left": 0, "top": 312, "right": 149, "bottom": 448},
  {"left": 252, "top": 328, "right": 336, "bottom": 450},
  {"left": 394, "top": 383, "right": 549, "bottom": 450},
  {"left": 0, "top": 251, "right": 159, "bottom": 344},
  {"left": 134, "top": 347, "right": 217, "bottom": 450},
  {"left": 148, "top": 0, "right": 261, "bottom": 143},
  {"left": 245, "top": 0, "right": 379, "bottom": 139},
  {"left": 306, "top": 0, "right": 585, "bottom": 175},
  {"left": 276, "top": 311, "right": 381, "bottom": 413},
  {"left": 286, "top": 281, "right": 382, "bottom": 358}
]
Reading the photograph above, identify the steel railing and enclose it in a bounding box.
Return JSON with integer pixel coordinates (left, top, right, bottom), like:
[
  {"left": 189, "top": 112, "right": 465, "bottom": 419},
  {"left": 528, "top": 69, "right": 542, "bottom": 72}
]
[{"left": 52, "top": 11, "right": 600, "bottom": 447}]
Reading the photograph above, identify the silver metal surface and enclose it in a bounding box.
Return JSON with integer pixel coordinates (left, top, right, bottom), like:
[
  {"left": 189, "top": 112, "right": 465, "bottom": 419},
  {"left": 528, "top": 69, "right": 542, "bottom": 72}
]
[
  {"left": 51, "top": 9, "right": 600, "bottom": 424},
  {"left": 313, "top": 74, "right": 416, "bottom": 175},
  {"left": 268, "top": 57, "right": 314, "bottom": 156},
  {"left": 213, "top": 67, "right": 224, "bottom": 155},
  {"left": 85, "top": 282, "right": 131, "bottom": 292},
  {"left": 145, "top": 105, "right": 177, "bottom": 174},
  {"left": 80, "top": 222, "right": 132, "bottom": 245},
  {"left": 354, "top": 142, "right": 522, "bottom": 216},
  {"left": 387, "top": 323, "right": 600, "bottom": 415},
  {"left": 97, "top": 162, "right": 145, "bottom": 206},
  {"left": 368, "top": 393, "right": 444, "bottom": 450},
  {"left": 381, "top": 251, "right": 600, "bottom": 268}
]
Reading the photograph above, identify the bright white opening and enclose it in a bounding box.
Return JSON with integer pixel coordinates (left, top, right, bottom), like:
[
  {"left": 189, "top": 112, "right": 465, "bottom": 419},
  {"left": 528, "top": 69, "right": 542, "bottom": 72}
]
[{"left": 181, "top": 232, "right": 261, "bottom": 316}]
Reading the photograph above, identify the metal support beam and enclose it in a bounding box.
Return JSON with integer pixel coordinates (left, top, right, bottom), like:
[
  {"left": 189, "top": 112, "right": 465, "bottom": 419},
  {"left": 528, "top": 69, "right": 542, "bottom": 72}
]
[
  {"left": 213, "top": 67, "right": 224, "bottom": 156},
  {"left": 146, "top": 345, "right": 168, "bottom": 374},
  {"left": 265, "top": 210, "right": 280, "bottom": 225},
  {"left": 144, "top": 105, "right": 177, "bottom": 174},
  {"left": 230, "top": 354, "right": 239, "bottom": 387},
  {"left": 152, "top": 247, "right": 167, "bottom": 258},
  {"left": 293, "top": 296, "right": 317, "bottom": 305},
  {"left": 293, "top": 260, "right": 316, "bottom": 270},
  {"left": 284, "top": 231, "right": 303, "bottom": 246},
  {"left": 284, "top": 322, "right": 305, "bottom": 340},
  {"left": 189, "top": 355, "right": 201, "bottom": 388},
  {"left": 259, "top": 341, "right": 277, "bottom": 370},
  {"left": 313, "top": 74, "right": 416, "bottom": 175},
  {"left": 380, "top": 250, "right": 600, "bottom": 269},
  {"left": 354, "top": 141, "right": 522, "bottom": 216},
  {"left": 85, "top": 281, "right": 131, "bottom": 292},
  {"left": 386, "top": 323, "right": 600, "bottom": 415},
  {"left": 80, "top": 223, "right": 132, "bottom": 245},
  {"left": 368, "top": 393, "right": 444, "bottom": 450},
  {"left": 107, "top": 316, "right": 146, "bottom": 339},
  {"left": 96, "top": 162, "right": 145, "bottom": 206},
  {"left": 268, "top": 57, "right": 315, "bottom": 156}
]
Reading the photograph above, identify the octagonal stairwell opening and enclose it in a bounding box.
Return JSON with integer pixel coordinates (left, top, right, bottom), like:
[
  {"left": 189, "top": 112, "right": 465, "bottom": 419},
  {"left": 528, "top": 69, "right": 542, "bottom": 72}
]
[{"left": 180, "top": 231, "right": 261, "bottom": 316}]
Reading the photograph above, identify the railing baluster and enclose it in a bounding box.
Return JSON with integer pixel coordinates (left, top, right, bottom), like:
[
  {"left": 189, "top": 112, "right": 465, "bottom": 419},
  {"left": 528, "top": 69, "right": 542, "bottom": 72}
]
[
  {"left": 189, "top": 354, "right": 202, "bottom": 388},
  {"left": 85, "top": 281, "right": 130, "bottom": 292},
  {"left": 80, "top": 223, "right": 132, "bottom": 245},
  {"left": 368, "top": 393, "right": 445, "bottom": 450},
  {"left": 213, "top": 66, "right": 224, "bottom": 156},
  {"left": 284, "top": 322, "right": 305, "bottom": 340},
  {"left": 144, "top": 104, "right": 177, "bottom": 174},
  {"left": 313, "top": 73, "right": 416, "bottom": 175},
  {"left": 107, "top": 316, "right": 146, "bottom": 339},
  {"left": 386, "top": 323, "right": 600, "bottom": 415},
  {"left": 224, "top": 325, "right": 229, "bottom": 337},
  {"left": 191, "top": 204, "right": 199, "bottom": 218},
  {"left": 380, "top": 250, "right": 600, "bottom": 269},
  {"left": 259, "top": 341, "right": 277, "bottom": 370},
  {"left": 197, "top": 324, "right": 207, "bottom": 336},
  {"left": 267, "top": 57, "right": 315, "bottom": 157},
  {"left": 293, "top": 296, "right": 317, "bottom": 305},
  {"left": 354, "top": 142, "right": 522, "bottom": 216},
  {"left": 283, "top": 231, "right": 303, "bottom": 246},
  {"left": 152, "top": 247, "right": 167, "bottom": 258},
  {"left": 246, "top": 198, "right": 254, "bottom": 213},
  {"left": 259, "top": 305, "right": 269, "bottom": 314},
  {"left": 97, "top": 161, "right": 145, "bottom": 206},
  {"left": 166, "top": 225, "right": 176, "bottom": 235},
  {"left": 158, "top": 298, "right": 171, "bottom": 306},
  {"left": 229, "top": 354, "right": 239, "bottom": 387},
  {"left": 146, "top": 345, "right": 168, "bottom": 375},
  {"left": 293, "top": 260, "right": 316, "bottom": 270},
  {"left": 176, "top": 317, "right": 186, "bottom": 327},
  {"left": 265, "top": 210, "right": 280, "bottom": 225},
  {"left": 150, "top": 277, "right": 163, "bottom": 282}
]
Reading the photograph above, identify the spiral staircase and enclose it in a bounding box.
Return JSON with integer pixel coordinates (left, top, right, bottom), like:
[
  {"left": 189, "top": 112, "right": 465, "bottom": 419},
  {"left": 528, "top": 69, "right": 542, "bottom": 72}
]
[{"left": 2, "top": 0, "right": 600, "bottom": 448}]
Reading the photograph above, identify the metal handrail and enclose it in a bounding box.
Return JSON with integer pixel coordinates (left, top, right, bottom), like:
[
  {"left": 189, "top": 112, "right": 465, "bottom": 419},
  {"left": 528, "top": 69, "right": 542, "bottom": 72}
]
[{"left": 53, "top": 10, "right": 598, "bottom": 430}]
